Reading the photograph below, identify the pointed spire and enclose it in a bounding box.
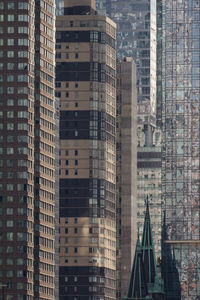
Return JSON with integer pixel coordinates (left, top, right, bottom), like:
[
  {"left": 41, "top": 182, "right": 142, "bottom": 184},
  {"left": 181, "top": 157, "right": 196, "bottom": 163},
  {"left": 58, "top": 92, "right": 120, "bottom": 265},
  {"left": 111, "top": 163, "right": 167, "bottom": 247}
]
[
  {"left": 141, "top": 196, "right": 158, "bottom": 285},
  {"left": 123, "top": 234, "right": 149, "bottom": 300}
]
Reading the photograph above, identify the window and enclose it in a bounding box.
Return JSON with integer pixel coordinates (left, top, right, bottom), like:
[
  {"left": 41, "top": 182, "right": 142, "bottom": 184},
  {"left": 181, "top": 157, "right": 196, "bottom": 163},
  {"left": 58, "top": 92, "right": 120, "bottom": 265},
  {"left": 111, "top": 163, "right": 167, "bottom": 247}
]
[
  {"left": 18, "top": 2, "right": 29, "bottom": 9},
  {"left": 18, "top": 26, "right": 28, "bottom": 34},
  {"left": 18, "top": 15, "right": 28, "bottom": 22},
  {"left": 8, "top": 38, "right": 14, "bottom": 46},
  {"left": 7, "top": 51, "right": 14, "bottom": 57},
  {"left": 7, "top": 220, "right": 13, "bottom": 227},
  {"left": 0, "top": 3, "right": 4, "bottom": 9},
  {"left": 55, "top": 82, "right": 61, "bottom": 88},
  {"left": 0, "top": 15, "right": 3, "bottom": 21},
  {"left": 74, "top": 228, "right": 78, "bottom": 234},
  {"left": 65, "top": 170, "right": 68, "bottom": 175},
  {"left": 74, "top": 247, "right": 78, "bottom": 253},
  {"left": 75, "top": 160, "right": 78, "bottom": 166},
  {"left": 7, "top": 63, "right": 14, "bottom": 70},
  {"left": 65, "top": 228, "right": 68, "bottom": 234},
  {"left": 7, "top": 270, "right": 14, "bottom": 278},
  {"left": 8, "top": 15, "right": 14, "bottom": 21},
  {"left": 18, "top": 39, "right": 28, "bottom": 46},
  {"left": 7, "top": 123, "right": 14, "bottom": 130},
  {"left": 7, "top": 148, "right": 14, "bottom": 154},
  {"left": 7, "top": 111, "right": 14, "bottom": 118},
  {"left": 7, "top": 232, "right": 14, "bottom": 241},
  {"left": 7, "top": 75, "right": 14, "bottom": 82},
  {"left": 65, "top": 160, "right": 68, "bottom": 165},
  {"left": 75, "top": 53, "right": 79, "bottom": 59},
  {"left": 56, "top": 53, "right": 61, "bottom": 58},
  {"left": 7, "top": 87, "right": 14, "bottom": 94},
  {"left": 8, "top": 27, "right": 14, "bottom": 33},
  {"left": 7, "top": 99, "right": 14, "bottom": 106},
  {"left": 7, "top": 184, "right": 13, "bottom": 191},
  {"left": 8, "top": 2, "right": 14, "bottom": 9}
]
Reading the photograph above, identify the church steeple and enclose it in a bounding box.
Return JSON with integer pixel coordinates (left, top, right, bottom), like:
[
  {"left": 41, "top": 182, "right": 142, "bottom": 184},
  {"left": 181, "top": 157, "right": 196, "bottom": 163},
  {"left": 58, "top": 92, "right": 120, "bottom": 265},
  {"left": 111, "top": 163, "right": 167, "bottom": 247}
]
[
  {"left": 124, "top": 233, "right": 149, "bottom": 300},
  {"left": 141, "top": 198, "right": 157, "bottom": 285},
  {"left": 124, "top": 197, "right": 165, "bottom": 300}
]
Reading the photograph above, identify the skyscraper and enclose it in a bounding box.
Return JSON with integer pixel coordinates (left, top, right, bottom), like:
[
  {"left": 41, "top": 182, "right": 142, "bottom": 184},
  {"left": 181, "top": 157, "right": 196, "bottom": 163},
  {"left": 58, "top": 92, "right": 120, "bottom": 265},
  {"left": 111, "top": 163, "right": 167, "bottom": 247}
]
[
  {"left": 0, "top": 1, "right": 57, "bottom": 299},
  {"left": 162, "top": 0, "right": 200, "bottom": 298},
  {"left": 116, "top": 58, "right": 137, "bottom": 299},
  {"left": 96, "top": 0, "right": 162, "bottom": 258},
  {"left": 56, "top": 0, "right": 117, "bottom": 299}
]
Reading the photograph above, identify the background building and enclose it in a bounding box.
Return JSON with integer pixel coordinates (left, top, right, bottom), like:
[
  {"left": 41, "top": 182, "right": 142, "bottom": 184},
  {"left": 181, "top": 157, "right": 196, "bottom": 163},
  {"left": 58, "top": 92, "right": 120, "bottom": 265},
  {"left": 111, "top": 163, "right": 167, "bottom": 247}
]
[
  {"left": 162, "top": 0, "right": 200, "bottom": 298},
  {"left": 0, "top": 0, "right": 57, "bottom": 299},
  {"left": 56, "top": 0, "right": 117, "bottom": 299},
  {"left": 96, "top": 0, "right": 162, "bottom": 258},
  {"left": 116, "top": 58, "right": 137, "bottom": 299}
]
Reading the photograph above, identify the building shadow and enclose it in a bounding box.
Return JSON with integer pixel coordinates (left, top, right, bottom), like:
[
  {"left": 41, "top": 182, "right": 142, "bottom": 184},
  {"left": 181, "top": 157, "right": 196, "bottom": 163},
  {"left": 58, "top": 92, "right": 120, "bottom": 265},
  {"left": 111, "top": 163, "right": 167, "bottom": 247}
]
[{"left": 161, "top": 211, "right": 181, "bottom": 300}]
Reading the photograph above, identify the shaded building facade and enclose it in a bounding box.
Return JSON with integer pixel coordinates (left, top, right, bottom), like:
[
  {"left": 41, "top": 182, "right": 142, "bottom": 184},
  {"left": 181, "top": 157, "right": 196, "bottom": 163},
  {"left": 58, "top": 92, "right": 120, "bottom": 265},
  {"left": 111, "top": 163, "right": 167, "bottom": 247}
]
[
  {"left": 56, "top": 0, "right": 117, "bottom": 299},
  {"left": 162, "top": 0, "right": 200, "bottom": 298},
  {"left": 0, "top": 0, "right": 57, "bottom": 299},
  {"left": 116, "top": 58, "right": 137, "bottom": 299}
]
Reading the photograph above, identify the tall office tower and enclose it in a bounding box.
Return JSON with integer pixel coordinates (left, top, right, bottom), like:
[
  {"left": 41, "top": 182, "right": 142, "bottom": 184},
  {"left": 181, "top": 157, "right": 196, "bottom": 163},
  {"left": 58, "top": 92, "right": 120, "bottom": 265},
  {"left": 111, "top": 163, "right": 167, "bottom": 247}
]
[
  {"left": 162, "top": 0, "right": 200, "bottom": 299},
  {"left": 56, "top": 0, "right": 117, "bottom": 299},
  {"left": 0, "top": 1, "right": 57, "bottom": 299},
  {"left": 116, "top": 58, "right": 137, "bottom": 299}
]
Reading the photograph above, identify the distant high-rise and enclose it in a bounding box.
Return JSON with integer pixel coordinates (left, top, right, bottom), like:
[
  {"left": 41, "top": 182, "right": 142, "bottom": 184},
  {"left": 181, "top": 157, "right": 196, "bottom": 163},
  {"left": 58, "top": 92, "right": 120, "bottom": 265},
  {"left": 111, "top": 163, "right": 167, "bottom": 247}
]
[
  {"left": 162, "top": 0, "right": 200, "bottom": 298},
  {"left": 0, "top": 1, "right": 57, "bottom": 299},
  {"left": 96, "top": 0, "right": 162, "bottom": 259},
  {"left": 56, "top": 0, "right": 117, "bottom": 299},
  {"left": 116, "top": 58, "right": 137, "bottom": 299}
]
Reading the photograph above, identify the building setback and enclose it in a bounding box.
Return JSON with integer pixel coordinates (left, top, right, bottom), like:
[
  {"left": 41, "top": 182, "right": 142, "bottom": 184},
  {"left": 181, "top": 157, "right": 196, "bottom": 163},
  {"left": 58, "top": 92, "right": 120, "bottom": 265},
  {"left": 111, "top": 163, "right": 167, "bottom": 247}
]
[
  {"left": 162, "top": 0, "right": 200, "bottom": 298},
  {"left": 0, "top": 0, "right": 57, "bottom": 299},
  {"left": 116, "top": 58, "right": 137, "bottom": 299},
  {"left": 56, "top": 0, "right": 117, "bottom": 299}
]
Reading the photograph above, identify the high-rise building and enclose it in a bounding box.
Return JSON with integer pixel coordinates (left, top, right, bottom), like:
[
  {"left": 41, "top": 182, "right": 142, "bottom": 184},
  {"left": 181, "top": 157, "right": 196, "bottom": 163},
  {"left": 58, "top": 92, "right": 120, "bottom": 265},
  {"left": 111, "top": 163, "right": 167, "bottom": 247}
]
[
  {"left": 96, "top": 0, "right": 162, "bottom": 259},
  {"left": 0, "top": 1, "right": 57, "bottom": 299},
  {"left": 162, "top": 0, "right": 200, "bottom": 300},
  {"left": 116, "top": 58, "right": 137, "bottom": 299},
  {"left": 162, "top": 0, "right": 200, "bottom": 299},
  {"left": 56, "top": 0, "right": 117, "bottom": 299}
]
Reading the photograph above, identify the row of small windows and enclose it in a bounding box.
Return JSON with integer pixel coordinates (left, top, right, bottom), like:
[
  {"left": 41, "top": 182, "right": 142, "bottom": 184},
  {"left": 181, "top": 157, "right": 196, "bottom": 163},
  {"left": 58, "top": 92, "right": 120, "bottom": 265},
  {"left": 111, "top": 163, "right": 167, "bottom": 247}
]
[
  {"left": 0, "top": 74, "right": 28, "bottom": 82},
  {"left": 0, "top": 2, "right": 28, "bottom": 9},
  {"left": 56, "top": 52, "right": 79, "bottom": 59},
  {"left": 0, "top": 26, "right": 28, "bottom": 34},
  {"left": 0, "top": 50, "right": 28, "bottom": 58},
  {"left": 60, "top": 169, "right": 79, "bottom": 176},
  {"left": 0, "top": 14, "right": 29, "bottom": 22},
  {"left": 0, "top": 86, "right": 29, "bottom": 95},
  {"left": 55, "top": 82, "right": 79, "bottom": 88}
]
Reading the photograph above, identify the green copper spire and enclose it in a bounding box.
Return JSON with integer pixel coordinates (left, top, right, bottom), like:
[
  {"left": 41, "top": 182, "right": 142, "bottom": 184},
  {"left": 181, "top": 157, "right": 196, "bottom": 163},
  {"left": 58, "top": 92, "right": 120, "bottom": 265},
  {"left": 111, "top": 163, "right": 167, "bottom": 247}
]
[
  {"left": 141, "top": 197, "right": 158, "bottom": 285},
  {"left": 124, "top": 197, "right": 165, "bottom": 300},
  {"left": 123, "top": 232, "right": 149, "bottom": 300}
]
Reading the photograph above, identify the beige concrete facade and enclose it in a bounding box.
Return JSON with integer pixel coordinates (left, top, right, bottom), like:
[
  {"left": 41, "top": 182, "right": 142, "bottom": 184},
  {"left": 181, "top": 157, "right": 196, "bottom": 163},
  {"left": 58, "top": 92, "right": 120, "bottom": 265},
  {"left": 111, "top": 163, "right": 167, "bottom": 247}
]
[
  {"left": 116, "top": 59, "right": 137, "bottom": 299},
  {"left": 56, "top": 2, "right": 117, "bottom": 299}
]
